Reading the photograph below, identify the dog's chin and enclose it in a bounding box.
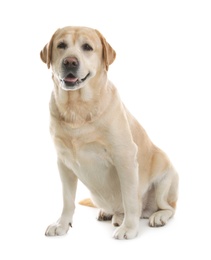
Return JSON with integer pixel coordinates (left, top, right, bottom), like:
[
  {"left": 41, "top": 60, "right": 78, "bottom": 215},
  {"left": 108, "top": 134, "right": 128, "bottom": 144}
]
[{"left": 60, "top": 73, "right": 90, "bottom": 91}]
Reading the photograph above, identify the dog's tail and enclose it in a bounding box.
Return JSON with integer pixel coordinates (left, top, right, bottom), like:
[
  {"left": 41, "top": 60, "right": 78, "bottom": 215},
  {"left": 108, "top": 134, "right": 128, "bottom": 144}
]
[{"left": 79, "top": 198, "right": 96, "bottom": 208}]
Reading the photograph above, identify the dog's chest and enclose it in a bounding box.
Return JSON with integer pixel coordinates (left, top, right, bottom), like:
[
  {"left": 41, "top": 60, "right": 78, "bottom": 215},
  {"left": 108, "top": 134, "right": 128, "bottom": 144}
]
[{"left": 51, "top": 119, "right": 114, "bottom": 182}]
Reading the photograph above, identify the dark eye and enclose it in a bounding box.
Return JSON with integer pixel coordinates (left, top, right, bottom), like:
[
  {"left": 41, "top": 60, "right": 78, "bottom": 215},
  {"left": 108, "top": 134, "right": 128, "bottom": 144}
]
[
  {"left": 57, "top": 42, "right": 67, "bottom": 49},
  {"left": 82, "top": 43, "right": 93, "bottom": 51}
]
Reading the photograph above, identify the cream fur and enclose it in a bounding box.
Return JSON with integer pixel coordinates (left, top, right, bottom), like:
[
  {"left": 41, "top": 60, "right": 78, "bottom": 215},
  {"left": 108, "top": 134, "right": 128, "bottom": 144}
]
[{"left": 40, "top": 26, "right": 179, "bottom": 239}]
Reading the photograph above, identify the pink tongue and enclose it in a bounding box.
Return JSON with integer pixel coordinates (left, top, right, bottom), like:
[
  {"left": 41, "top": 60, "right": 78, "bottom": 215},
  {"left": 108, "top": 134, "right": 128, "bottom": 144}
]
[{"left": 64, "top": 76, "right": 78, "bottom": 83}]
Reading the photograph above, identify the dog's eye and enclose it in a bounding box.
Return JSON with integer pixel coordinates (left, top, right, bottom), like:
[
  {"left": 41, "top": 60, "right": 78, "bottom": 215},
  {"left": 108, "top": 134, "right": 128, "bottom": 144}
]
[
  {"left": 57, "top": 42, "right": 67, "bottom": 49},
  {"left": 82, "top": 43, "right": 93, "bottom": 51}
]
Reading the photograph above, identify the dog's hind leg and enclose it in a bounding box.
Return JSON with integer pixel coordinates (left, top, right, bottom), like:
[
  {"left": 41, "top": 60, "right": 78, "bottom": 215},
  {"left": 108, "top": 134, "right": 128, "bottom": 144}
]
[{"left": 149, "top": 167, "right": 178, "bottom": 227}]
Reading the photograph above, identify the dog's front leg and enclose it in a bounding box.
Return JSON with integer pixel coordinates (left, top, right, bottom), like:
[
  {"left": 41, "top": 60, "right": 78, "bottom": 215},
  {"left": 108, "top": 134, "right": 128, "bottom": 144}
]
[
  {"left": 45, "top": 159, "right": 78, "bottom": 236},
  {"left": 112, "top": 143, "right": 141, "bottom": 239}
]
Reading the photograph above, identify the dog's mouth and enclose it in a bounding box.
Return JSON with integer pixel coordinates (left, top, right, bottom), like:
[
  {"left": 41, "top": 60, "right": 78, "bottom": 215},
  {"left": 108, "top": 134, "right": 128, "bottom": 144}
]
[{"left": 60, "top": 72, "right": 90, "bottom": 89}]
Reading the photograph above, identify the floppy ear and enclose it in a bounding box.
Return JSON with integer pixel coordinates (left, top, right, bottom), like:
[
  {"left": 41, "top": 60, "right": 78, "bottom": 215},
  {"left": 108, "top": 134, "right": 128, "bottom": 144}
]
[
  {"left": 40, "top": 29, "right": 59, "bottom": 69},
  {"left": 40, "top": 43, "right": 50, "bottom": 68},
  {"left": 95, "top": 30, "right": 116, "bottom": 71}
]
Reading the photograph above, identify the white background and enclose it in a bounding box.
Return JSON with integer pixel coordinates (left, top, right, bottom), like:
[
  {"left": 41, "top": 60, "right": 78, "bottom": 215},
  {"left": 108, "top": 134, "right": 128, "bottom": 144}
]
[{"left": 0, "top": 0, "right": 211, "bottom": 259}]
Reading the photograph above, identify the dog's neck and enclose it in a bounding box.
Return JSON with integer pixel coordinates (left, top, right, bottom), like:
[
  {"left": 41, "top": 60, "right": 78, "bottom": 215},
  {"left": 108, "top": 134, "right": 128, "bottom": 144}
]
[{"left": 51, "top": 72, "right": 111, "bottom": 128}]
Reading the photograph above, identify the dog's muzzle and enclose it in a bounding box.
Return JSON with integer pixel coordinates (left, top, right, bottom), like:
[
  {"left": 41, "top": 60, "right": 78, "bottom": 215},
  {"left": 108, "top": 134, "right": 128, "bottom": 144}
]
[
  {"left": 60, "top": 72, "right": 90, "bottom": 89},
  {"left": 59, "top": 56, "right": 90, "bottom": 90}
]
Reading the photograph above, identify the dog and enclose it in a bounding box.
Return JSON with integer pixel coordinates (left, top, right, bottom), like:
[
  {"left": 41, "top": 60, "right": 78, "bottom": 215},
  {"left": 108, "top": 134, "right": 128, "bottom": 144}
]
[{"left": 40, "top": 26, "right": 178, "bottom": 239}]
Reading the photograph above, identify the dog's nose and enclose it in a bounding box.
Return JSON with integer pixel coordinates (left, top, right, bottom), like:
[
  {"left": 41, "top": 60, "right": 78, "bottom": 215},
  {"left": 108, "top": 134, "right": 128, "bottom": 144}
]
[{"left": 63, "top": 57, "right": 79, "bottom": 69}]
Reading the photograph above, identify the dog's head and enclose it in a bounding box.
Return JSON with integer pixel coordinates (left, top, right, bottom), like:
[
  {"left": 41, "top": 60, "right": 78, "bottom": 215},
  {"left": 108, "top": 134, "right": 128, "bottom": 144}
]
[{"left": 40, "top": 26, "right": 116, "bottom": 91}]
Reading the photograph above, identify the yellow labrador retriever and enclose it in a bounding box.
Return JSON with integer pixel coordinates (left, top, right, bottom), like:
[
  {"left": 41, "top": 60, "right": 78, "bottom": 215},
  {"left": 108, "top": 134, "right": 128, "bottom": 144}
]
[{"left": 40, "top": 26, "right": 178, "bottom": 239}]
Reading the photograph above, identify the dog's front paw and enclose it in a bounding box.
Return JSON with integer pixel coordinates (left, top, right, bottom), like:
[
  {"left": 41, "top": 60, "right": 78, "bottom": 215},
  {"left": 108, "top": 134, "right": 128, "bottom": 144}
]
[
  {"left": 113, "top": 224, "right": 138, "bottom": 240},
  {"left": 45, "top": 221, "right": 70, "bottom": 236}
]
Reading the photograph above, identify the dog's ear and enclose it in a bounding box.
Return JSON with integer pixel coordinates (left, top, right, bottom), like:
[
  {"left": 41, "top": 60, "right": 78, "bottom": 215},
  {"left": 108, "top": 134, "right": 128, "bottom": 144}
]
[
  {"left": 40, "top": 29, "right": 59, "bottom": 69},
  {"left": 95, "top": 30, "right": 116, "bottom": 71},
  {"left": 40, "top": 43, "right": 51, "bottom": 69}
]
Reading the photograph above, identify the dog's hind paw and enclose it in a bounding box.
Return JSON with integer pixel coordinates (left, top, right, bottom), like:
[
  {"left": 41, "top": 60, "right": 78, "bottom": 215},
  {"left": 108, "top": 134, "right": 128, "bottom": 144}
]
[
  {"left": 112, "top": 213, "right": 124, "bottom": 226},
  {"left": 149, "top": 210, "right": 173, "bottom": 227},
  {"left": 97, "top": 210, "right": 113, "bottom": 221}
]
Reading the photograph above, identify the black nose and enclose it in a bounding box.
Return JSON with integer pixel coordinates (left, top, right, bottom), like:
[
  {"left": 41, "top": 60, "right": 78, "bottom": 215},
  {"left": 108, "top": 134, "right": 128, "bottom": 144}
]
[{"left": 63, "top": 57, "right": 79, "bottom": 70}]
